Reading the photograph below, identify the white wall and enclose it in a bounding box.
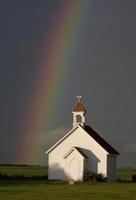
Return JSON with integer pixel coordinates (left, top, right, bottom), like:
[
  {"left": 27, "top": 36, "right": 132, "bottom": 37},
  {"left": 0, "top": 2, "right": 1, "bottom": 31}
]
[
  {"left": 65, "top": 149, "right": 84, "bottom": 181},
  {"left": 47, "top": 125, "right": 108, "bottom": 180}
]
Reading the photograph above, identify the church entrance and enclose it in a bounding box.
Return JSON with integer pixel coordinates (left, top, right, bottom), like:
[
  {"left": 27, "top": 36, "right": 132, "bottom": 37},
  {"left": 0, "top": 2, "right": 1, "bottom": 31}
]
[
  {"left": 69, "top": 158, "right": 80, "bottom": 180},
  {"left": 64, "top": 147, "right": 85, "bottom": 181}
]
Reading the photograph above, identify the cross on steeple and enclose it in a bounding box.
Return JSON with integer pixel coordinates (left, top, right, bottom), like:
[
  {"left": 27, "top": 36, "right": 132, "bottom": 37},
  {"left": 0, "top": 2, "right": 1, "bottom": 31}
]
[{"left": 77, "top": 95, "right": 82, "bottom": 102}]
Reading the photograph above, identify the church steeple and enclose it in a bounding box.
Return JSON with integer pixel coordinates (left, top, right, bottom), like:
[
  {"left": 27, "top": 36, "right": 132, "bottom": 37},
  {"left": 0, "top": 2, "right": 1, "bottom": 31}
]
[{"left": 72, "top": 96, "right": 86, "bottom": 127}]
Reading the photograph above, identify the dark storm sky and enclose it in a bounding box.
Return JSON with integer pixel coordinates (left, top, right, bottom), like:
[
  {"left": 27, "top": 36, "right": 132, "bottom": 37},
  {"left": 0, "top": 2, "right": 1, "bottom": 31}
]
[{"left": 0, "top": 0, "right": 136, "bottom": 166}]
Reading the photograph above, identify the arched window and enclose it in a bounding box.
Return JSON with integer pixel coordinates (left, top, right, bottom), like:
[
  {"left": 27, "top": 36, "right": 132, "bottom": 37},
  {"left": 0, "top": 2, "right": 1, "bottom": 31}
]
[{"left": 76, "top": 115, "right": 82, "bottom": 123}]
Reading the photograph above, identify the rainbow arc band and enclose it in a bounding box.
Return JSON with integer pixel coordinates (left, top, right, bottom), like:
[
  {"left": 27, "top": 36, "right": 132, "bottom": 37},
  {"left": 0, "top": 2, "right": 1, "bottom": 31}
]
[{"left": 21, "top": 0, "right": 92, "bottom": 163}]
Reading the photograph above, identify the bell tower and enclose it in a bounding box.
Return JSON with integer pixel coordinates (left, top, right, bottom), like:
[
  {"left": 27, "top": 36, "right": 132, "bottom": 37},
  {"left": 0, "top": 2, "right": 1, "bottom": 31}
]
[{"left": 72, "top": 96, "right": 86, "bottom": 127}]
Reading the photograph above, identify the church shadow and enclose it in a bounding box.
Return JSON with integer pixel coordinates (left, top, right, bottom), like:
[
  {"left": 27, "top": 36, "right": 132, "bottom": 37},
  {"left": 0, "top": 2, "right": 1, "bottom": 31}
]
[
  {"left": 79, "top": 147, "right": 100, "bottom": 173},
  {"left": 48, "top": 163, "right": 69, "bottom": 180}
]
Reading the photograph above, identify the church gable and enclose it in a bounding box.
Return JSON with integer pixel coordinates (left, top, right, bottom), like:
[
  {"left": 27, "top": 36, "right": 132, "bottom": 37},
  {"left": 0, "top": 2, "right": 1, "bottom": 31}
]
[
  {"left": 46, "top": 124, "right": 119, "bottom": 156},
  {"left": 63, "top": 146, "right": 88, "bottom": 159},
  {"left": 46, "top": 96, "right": 119, "bottom": 156}
]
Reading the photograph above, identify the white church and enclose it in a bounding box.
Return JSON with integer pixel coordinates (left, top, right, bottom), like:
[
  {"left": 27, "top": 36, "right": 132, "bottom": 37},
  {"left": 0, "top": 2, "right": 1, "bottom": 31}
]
[{"left": 46, "top": 96, "right": 119, "bottom": 182}]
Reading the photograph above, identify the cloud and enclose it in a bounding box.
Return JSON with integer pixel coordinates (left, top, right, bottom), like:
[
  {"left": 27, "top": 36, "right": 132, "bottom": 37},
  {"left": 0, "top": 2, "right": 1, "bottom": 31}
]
[
  {"left": 122, "top": 143, "right": 136, "bottom": 153},
  {"left": 44, "top": 126, "right": 70, "bottom": 151}
]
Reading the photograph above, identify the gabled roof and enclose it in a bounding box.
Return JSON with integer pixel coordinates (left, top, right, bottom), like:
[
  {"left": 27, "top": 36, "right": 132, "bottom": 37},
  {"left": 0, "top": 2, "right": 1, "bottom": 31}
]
[
  {"left": 84, "top": 126, "right": 119, "bottom": 155},
  {"left": 75, "top": 147, "right": 88, "bottom": 158},
  {"left": 63, "top": 146, "right": 88, "bottom": 159},
  {"left": 73, "top": 102, "right": 86, "bottom": 112},
  {"left": 46, "top": 124, "right": 119, "bottom": 155}
]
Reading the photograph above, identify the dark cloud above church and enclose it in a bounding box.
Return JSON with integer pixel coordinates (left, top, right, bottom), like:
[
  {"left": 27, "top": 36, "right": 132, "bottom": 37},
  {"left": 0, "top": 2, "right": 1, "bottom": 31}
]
[{"left": 0, "top": 0, "right": 136, "bottom": 166}]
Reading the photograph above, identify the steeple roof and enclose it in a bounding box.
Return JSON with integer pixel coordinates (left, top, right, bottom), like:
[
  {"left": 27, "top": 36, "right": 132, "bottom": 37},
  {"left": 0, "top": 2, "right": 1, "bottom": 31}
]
[
  {"left": 73, "top": 102, "right": 86, "bottom": 112},
  {"left": 73, "top": 95, "right": 86, "bottom": 112}
]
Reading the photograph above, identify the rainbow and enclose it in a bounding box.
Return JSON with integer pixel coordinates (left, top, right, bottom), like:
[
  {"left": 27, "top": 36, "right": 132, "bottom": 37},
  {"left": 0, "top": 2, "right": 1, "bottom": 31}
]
[{"left": 20, "top": 0, "right": 92, "bottom": 164}]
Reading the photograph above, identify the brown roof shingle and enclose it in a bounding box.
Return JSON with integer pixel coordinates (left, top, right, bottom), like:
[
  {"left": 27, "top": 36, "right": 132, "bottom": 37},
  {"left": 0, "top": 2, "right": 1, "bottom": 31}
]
[
  {"left": 84, "top": 125, "right": 119, "bottom": 155},
  {"left": 73, "top": 102, "right": 86, "bottom": 112}
]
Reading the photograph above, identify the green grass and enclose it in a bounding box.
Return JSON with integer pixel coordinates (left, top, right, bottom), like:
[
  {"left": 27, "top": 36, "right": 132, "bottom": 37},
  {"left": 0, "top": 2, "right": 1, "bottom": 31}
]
[
  {"left": 0, "top": 166, "right": 135, "bottom": 180},
  {"left": 0, "top": 166, "right": 136, "bottom": 200},
  {"left": 0, "top": 166, "right": 48, "bottom": 177},
  {"left": 0, "top": 182, "right": 136, "bottom": 200},
  {"left": 117, "top": 167, "right": 136, "bottom": 181}
]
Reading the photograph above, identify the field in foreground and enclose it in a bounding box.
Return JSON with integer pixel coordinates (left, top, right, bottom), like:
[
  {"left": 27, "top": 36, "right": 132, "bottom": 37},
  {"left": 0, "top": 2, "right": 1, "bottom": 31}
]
[
  {"left": 0, "top": 166, "right": 136, "bottom": 200},
  {"left": 0, "top": 181, "right": 136, "bottom": 200},
  {"left": 0, "top": 166, "right": 136, "bottom": 180}
]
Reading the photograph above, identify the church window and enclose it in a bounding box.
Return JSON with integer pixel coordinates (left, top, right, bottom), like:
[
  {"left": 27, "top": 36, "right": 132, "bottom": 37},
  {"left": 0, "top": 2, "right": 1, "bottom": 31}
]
[{"left": 76, "top": 115, "right": 82, "bottom": 123}]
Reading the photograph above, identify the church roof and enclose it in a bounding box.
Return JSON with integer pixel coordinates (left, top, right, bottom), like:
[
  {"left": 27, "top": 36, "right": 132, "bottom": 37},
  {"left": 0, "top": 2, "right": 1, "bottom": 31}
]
[
  {"left": 73, "top": 102, "right": 86, "bottom": 112},
  {"left": 84, "top": 126, "right": 119, "bottom": 155},
  {"left": 63, "top": 146, "right": 88, "bottom": 159},
  {"left": 46, "top": 124, "right": 119, "bottom": 155},
  {"left": 75, "top": 147, "right": 88, "bottom": 158}
]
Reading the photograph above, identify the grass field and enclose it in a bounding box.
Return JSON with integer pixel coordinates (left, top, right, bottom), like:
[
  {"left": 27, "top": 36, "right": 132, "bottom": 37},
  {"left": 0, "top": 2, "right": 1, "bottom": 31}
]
[
  {"left": 117, "top": 167, "right": 136, "bottom": 181},
  {"left": 0, "top": 166, "right": 136, "bottom": 200},
  {"left": 0, "top": 182, "right": 136, "bottom": 200},
  {"left": 0, "top": 165, "right": 48, "bottom": 177}
]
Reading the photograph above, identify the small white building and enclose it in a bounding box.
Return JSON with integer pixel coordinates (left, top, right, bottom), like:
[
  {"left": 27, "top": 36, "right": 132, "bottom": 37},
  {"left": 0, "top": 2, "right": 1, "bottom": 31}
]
[{"left": 46, "top": 96, "right": 119, "bottom": 182}]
